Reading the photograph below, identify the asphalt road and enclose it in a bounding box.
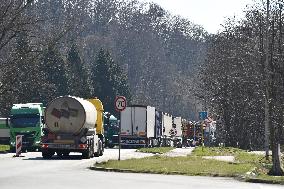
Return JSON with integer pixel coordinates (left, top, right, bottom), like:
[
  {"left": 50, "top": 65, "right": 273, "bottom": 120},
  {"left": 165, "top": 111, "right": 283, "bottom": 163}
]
[{"left": 0, "top": 149, "right": 282, "bottom": 189}]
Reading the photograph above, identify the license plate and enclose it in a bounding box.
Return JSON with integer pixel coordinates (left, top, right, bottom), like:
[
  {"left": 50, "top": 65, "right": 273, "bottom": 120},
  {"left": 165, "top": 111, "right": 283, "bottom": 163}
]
[
  {"left": 121, "top": 139, "right": 140, "bottom": 144},
  {"left": 49, "top": 144, "right": 73, "bottom": 149}
]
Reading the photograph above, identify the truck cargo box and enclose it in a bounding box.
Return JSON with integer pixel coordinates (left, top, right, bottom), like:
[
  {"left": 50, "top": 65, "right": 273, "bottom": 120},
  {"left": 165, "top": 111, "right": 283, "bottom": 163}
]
[
  {"left": 173, "top": 116, "right": 182, "bottom": 137},
  {"left": 120, "top": 105, "right": 156, "bottom": 146},
  {"left": 161, "top": 112, "right": 172, "bottom": 137}
]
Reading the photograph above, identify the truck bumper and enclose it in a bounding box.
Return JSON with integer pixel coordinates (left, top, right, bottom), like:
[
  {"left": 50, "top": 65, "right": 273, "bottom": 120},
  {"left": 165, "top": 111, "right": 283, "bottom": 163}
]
[{"left": 41, "top": 143, "right": 88, "bottom": 152}]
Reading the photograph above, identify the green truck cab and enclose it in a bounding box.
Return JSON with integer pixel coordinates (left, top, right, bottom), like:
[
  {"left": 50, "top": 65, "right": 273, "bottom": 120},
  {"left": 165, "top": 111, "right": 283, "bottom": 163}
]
[
  {"left": 104, "top": 112, "right": 119, "bottom": 148},
  {"left": 10, "top": 103, "right": 45, "bottom": 151}
]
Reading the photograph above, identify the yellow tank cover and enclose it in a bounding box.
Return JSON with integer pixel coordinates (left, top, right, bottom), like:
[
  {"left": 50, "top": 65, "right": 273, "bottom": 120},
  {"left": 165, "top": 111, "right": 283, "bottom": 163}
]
[{"left": 87, "top": 98, "right": 104, "bottom": 135}]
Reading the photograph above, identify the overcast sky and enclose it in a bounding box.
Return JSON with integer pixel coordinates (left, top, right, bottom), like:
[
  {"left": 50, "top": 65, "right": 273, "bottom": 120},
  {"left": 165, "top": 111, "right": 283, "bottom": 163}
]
[{"left": 138, "top": 0, "right": 254, "bottom": 34}]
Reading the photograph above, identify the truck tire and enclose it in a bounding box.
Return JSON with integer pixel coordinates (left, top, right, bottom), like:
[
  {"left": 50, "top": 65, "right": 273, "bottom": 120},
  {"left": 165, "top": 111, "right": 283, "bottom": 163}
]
[
  {"left": 94, "top": 139, "right": 102, "bottom": 157},
  {"left": 9, "top": 146, "right": 15, "bottom": 153},
  {"left": 42, "top": 150, "right": 54, "bottom": 159},
  {"left": 63, "top": 152, "right": 70, "bottom": 157},
  {"left": 56, "top": 152, "right": 63, "bottom": 157},
  {"left": 82, "top": 149, "right": 91, "bottom": 159},
  {"left": 99, "top": 139, "right": 104, "bottom": 156},
  {"left": 108, "top": 143, "right": 115, "bottom": 148}
]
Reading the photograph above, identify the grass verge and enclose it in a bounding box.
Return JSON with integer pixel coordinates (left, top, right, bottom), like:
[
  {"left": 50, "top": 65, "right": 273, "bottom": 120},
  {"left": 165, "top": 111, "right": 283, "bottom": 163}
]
[
  {"left": 0, "top": 145, "right": 10, "bottom": 152},
  {"left": 93, "top": 147, "right": 284, "bottom": 185},
  {"left": 136, "top": 147, "right": 174, "bottom": 154}
]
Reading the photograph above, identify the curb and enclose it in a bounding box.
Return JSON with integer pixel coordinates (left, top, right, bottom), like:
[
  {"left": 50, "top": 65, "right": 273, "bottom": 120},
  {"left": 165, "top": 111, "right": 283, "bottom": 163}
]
[
  {"left": 90, "top": 166, "right": 135, "bottom": 173},
  {"left": 90, "top": 166, "right": 284, "bottom": 185},
  {"left": 90, "top": 166, "right": 233, "bottom": 177},
  {"left": 245, "top": 178, "right": 284, "bottom": 185}
]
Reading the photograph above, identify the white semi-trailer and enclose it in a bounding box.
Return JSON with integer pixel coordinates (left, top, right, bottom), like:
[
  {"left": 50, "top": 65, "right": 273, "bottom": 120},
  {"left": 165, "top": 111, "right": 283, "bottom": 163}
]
[
  {"left": 160, "top": 112, "right": 172, "bottom": 146},
  {"left": 41, "top": 96, "right": 104, "bottom": 159},
  {"left": 172, "top": 116, "right": 183, "bottom": 147},
  {"left": 120, "top": 105, "right": 156, "bottom": 147}
]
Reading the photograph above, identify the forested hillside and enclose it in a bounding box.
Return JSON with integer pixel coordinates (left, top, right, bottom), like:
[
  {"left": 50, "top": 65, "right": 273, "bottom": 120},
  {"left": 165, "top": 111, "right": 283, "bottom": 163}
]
[{"left": 0, "top": 0, "right": 207, "bottom": 118}]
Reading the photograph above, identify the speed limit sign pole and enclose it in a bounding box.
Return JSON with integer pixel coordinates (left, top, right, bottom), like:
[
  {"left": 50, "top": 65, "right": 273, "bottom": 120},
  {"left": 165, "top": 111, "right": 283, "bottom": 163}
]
[{"left": 115, "top": 96, "right": 127, "bottom": 161}]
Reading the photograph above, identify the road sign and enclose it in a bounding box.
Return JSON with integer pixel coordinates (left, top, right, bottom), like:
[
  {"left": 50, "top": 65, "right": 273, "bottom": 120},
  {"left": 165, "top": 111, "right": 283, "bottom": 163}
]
[
  {"left": 115, "top": 96, "right": 127, "bottom": 112},
  {"left": 199, "top": 111, "right": 208, "bottom": 120}
]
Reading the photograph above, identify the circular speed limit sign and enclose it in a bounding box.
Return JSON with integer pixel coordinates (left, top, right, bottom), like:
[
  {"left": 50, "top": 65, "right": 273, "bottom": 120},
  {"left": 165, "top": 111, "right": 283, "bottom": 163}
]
[{"left": 115, "top": 96, "right": 127, "bottom": 112}]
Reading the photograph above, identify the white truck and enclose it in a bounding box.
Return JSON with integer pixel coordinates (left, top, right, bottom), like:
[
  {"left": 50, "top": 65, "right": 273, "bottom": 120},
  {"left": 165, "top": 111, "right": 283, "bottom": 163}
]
[
  {"left": 120, "top": 105, "right": 156, "bottom": 147},
  {"left": 41, "top": 96, "right": 104, "bottom": 159}
]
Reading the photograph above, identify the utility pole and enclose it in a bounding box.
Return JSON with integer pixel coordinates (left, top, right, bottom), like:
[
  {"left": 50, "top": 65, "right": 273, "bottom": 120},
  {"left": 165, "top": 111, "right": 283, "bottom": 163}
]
[{"left": 264, "top": 0, "right": 270, "bottom": 161}]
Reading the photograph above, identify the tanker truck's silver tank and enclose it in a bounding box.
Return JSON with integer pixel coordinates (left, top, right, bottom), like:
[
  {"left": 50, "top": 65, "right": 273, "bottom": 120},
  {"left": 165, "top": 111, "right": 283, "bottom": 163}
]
[{"left": 45, "top": 96, "right": 97, "bottom": 135}]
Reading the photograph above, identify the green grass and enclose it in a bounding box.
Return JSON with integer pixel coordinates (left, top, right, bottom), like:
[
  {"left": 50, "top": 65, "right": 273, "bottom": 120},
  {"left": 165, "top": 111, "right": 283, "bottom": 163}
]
[
  {"left": 192, "top": 146, "right": 243, "bottom": 156},
  {"left": 0, "top": 145, "right": 10, "bottom": 152},
  {"left": 97, "top": 155, "right": 253, "bottom": 176},
  {"left": 95, "top": 147, "right": 284, "bottom": 184},
  {"left": 97, "top": 147, "right": 258, "bottom": 177},
  {"left": 136, "top": 147, "right": 174, "bottom": 154}
]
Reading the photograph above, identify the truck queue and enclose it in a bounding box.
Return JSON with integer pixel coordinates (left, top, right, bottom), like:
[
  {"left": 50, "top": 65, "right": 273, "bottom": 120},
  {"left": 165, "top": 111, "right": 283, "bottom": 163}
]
[{"left": 0, "top": 95, "right": 215, "bottom": 158}]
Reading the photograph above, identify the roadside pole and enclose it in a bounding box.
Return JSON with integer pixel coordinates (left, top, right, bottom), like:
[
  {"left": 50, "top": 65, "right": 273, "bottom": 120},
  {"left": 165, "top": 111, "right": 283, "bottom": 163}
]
[
  {"left": 201, "top": 122, "right": 204, "bottom": 152},
  {"left": 199, "top": 111, "right": 207, "bottom": 151},
  {"left": 115, "top": 96, "right": 127, "bottom": 161},
  {"left": 118, "top": 119, "right": 121, "bottom": 161}
]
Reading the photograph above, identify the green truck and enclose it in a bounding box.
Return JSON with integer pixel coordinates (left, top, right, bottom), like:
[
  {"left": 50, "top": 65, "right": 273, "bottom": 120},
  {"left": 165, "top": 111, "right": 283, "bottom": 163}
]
[
  {"left": 104, "top": 112, "right": 119, "bottom": 148},
  {"left": 10, "top": 103, "right": 45, "bottom": 151},
  {"left": 0, "top": 118, "right": 10, "bottom": 144}
]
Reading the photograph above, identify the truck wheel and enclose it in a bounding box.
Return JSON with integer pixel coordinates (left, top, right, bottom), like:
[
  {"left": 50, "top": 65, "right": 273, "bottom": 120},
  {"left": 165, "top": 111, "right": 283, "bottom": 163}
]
[
  {"left": 63, "top": 152, "right": 70, "bottom": 157},
  {"left": 100, "top": 140, "right": 104, "bottom": 156},
  {"left": 82, "top": 148, "right": 91, "bottom": 159},
  {"left": 9, "top": 146, "right": 15, "bottom": 153},
  {"left": 42, "top": 150, "right": 54, "bottom": 159},
  {"left": 56, "top": 152, "right": 64, "bottom": 157},
  {"left": 108, "top": 143, "right": 115, "bottom": 148},
  {"left": 94, "top": 139, "right": 102, "bottom": 157}
]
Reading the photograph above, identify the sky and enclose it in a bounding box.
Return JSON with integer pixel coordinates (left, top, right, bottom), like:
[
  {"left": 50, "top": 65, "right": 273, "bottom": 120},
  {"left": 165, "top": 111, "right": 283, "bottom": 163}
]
[{"left": 138, "top": 0, "right": 254, "bottom": 34}]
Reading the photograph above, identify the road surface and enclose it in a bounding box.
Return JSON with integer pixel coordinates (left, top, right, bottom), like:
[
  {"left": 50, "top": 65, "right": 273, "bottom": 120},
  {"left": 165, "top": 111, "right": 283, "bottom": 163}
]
[{"left": 0, "top": 149, "right": 282, "bottom": 189}]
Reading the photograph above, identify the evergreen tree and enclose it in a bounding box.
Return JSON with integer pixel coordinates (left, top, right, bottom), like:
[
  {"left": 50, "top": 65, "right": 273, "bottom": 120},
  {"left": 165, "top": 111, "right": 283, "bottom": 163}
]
[
  {"left": 91, "top": 49, "right": 131, "bottom": 115},
  {"left": 40, "top": 45, "right": 69, "bottom": 103},
  {"left": 66, "top": 44, "right": 91, "bottom": 98},
  {"left": 109, "top": 60, "right": 132, "bottom": 103}
]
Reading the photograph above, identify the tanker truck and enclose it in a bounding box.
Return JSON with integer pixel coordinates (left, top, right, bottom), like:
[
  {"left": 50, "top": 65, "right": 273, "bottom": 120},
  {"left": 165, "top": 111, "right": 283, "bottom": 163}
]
[{"left": 41, "top": 96, "right": 104, "bottom": 159}]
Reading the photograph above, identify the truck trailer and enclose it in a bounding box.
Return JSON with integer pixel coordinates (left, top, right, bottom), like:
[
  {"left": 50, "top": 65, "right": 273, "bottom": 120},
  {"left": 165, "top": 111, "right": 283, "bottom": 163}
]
[
  {"left": 120, "top": 105, "right": 156, "bottom": 148},
  {"left": 171, "top": 116, "right": 182, "bottom": 147},
  {"left": 160, "top": 112, "right": 173, "bottom": 146},
  {"left": 41, "top": 96, "right": 104, "bottom": 159}
]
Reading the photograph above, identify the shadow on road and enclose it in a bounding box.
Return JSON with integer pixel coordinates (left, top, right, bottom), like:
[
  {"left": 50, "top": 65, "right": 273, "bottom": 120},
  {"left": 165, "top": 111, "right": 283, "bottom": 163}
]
[{"left": 22, "top": 155, "right": 84, "bottom": 161}]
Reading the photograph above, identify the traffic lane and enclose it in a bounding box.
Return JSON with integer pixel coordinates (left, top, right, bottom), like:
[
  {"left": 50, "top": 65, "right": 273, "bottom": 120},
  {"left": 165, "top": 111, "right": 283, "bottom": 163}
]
[
  {"left": 0, "top": 149, "right": 153, "bottom": 178},
  {"left": 0, "top": 150, "right": 283, "bottom": 189},
  {"left": 1, "top": 170, "right": 283, "bottom": 189}
]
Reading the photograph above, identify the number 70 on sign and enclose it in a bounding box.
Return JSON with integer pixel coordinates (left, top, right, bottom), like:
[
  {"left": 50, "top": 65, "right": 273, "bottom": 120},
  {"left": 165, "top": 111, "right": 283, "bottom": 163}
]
[{"left": 115, "top": 96, "right": 127, "bottom": 112}]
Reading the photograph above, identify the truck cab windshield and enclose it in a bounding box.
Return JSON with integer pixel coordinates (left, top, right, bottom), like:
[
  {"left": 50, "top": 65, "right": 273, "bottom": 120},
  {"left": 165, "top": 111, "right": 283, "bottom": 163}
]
[{"left": 10, "top": 115, "right": 40, "bottom": 128}]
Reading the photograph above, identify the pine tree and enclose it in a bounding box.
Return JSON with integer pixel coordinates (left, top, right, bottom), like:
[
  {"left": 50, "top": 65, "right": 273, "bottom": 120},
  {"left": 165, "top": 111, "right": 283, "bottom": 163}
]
[
  {"left": 66, "top": 44, "right": 91, "bottom": 98},
  {"left": 40, "top": 45, "right": 69, "bottom": 102},
  {"left": 91, "top": 49, "right": 131, "bottom": 114}
]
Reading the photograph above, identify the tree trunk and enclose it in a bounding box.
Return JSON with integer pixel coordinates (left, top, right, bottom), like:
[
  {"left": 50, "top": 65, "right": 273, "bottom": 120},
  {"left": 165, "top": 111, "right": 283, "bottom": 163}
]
[{"left": 269, "top": 129, "right": 284, "bottom": 175}]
